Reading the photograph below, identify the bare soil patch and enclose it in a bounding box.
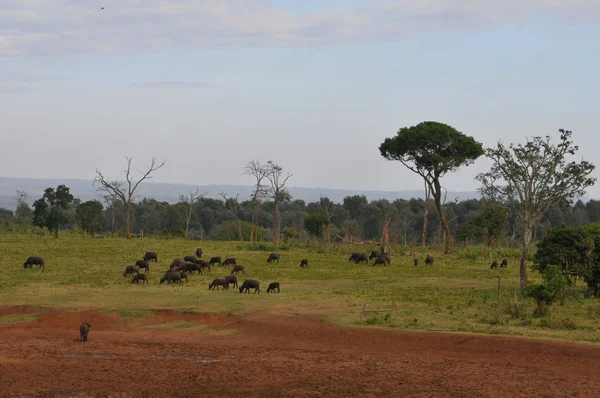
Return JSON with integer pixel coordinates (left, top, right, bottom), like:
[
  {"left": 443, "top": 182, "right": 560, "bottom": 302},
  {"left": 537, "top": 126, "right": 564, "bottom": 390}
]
[{"left": 0, "top": 306, "right": 599, "bottom": 397}]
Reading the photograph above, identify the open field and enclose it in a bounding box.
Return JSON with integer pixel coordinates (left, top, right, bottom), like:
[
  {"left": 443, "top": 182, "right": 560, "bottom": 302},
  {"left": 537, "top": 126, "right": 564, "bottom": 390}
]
[{"left": 2, "top": 235, "right": 600, "bottom": 396}]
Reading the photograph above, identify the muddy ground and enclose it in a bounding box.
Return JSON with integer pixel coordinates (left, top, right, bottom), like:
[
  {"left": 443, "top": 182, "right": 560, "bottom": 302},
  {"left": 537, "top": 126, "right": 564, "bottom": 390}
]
[{"left": 0, "top": 306, "right": 599, "bottom": 397}]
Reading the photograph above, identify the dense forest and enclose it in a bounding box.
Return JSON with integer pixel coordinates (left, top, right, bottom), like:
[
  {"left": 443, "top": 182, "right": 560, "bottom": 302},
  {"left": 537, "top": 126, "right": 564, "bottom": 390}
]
[{"left": 0, "top": 187, "right": 597, "bottom": 248}]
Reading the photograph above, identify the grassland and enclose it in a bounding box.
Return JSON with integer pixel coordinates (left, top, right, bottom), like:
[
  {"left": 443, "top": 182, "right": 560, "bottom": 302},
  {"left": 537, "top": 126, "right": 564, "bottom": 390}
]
[{"left": 2, "top": 234, "right": 600, "bottom": 343}]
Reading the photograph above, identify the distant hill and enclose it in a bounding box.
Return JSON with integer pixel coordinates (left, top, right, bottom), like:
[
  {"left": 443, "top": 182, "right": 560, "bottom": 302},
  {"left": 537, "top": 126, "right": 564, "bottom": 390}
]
[{"left": 0, "top": 177, "right": 484, "bottom": 210}]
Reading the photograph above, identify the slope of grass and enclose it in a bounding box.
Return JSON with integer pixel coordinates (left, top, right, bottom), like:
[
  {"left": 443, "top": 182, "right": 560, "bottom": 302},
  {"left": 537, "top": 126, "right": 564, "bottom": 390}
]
[{"left": 1, "top": 234, "right": 600, "bottom": 342}]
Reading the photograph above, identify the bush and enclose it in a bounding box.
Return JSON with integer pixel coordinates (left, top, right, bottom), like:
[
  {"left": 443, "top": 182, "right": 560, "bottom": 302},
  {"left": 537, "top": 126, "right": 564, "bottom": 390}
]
[{"left": 531, "top": 284, "right": 555, "bottom": 316}]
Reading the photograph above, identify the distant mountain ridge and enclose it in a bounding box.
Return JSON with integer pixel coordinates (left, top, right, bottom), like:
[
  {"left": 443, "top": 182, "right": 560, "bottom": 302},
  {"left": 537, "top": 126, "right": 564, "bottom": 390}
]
[{"left": 0, "top": 176, "right": 484, "bottom": 210}]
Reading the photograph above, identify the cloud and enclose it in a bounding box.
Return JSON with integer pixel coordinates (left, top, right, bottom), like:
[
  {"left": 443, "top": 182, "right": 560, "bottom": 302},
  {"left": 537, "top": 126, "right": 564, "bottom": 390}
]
[
  {"left": 1, "top": 0, "right": 598, "bottom": 57},
  {"left": 131, "top": 81, "right": 214, "bottom": 89}
]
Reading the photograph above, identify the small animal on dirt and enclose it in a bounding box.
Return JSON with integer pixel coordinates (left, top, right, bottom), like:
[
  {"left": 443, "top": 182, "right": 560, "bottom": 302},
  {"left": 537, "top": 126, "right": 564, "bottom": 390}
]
[
  {"left": 425, "top": 255, "right": 434, "bottom": 266},
  {"left": 490, "top": 260, "right": 498, "bottom": 269},
  {"left": 23, "top": 256, "right": 45, "bottom": 269},
  {"left": 196, "top": 248, "right": 203, "bottom": 258},
  {"left": 209, "top": 256, "right": 222, "bottom": 267},
  {"left": 348, "top": 253, "right": 359, "bottom": 262},
  {"left": 208, "top": 278, "right": 228, "bottom": 290},
  {"left": 231, "top": 265, "right": 245, "bottom": 275},
  {"left": 267, "top": 253, "right": 280, "bottom": 263},
  {"left": 299, "top": 259, "right": 308, "bottom": 268},
  {"left": 131, "top": 274, "right": 148, "bottom": 284},
  {"left": 143, "top": 251, "right": 158, "bottom": 262},
  {"left": 223, "top": 257, "right": 237, "bottom": 266},
  {"left": 183, "top": 255, "right": 196, "bottom": 263},
  {"left": 354, "top": 253, "right": 368, "bottom": 264},
  {"left": 160, "top": 271, "right": 182, "bottom": 284},
  {"left": 413, "top": 258, "right": 419, "bottom": 266},
  {"left": 266, "top": 282, "right": 280, "bottom": 293},
  {"left": 225, "top": 275, "right": 238, "bottom": 289},
  {"left": 135, "top": 260, "right": 150, "bottom": 273},
  {"left": 123, "top": 265, "right": 140, "bottom": 277},
  {"left": 501, "top": 258, "right": 508, "bottom": 268},
  {"left": 239, "top": 280, "right": 260, "bottom": 294},
  {"left": 368, "top": 251, "right": 380, "bottom": 260},
  {"left": 79, "top": 322, "right": 91, "bottom": 343}
]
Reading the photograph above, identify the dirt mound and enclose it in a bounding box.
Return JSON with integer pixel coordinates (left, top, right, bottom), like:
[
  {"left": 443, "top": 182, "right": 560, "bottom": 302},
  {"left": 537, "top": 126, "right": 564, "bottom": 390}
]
[{"left": 0, "top": 306, "right": 599, "bottom": 397}]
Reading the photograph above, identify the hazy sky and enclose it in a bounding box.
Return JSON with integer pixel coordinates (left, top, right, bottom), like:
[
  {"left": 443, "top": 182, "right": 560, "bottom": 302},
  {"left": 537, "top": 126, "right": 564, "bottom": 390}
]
[{"left": 2, "top": 1, "right": 600, "bottom": 196}]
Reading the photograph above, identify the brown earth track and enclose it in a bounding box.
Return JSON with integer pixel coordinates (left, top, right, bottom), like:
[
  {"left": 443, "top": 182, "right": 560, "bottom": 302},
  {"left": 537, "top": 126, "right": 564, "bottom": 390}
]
[{"left": 0, "top": 305, "right": 599, "bottom": 397}]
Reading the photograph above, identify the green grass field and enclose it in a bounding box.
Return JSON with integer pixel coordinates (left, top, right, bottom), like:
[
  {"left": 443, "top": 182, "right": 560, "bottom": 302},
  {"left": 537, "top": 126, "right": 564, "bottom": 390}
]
[{"left": 2, "top": 234, "right": 600, "bottom": 343}]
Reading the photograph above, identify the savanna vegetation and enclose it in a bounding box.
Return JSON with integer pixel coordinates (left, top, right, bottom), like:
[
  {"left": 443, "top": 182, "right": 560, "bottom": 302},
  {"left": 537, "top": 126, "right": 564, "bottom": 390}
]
[{"left": 1, "top": 123, "right": 599, "bottom": 343}]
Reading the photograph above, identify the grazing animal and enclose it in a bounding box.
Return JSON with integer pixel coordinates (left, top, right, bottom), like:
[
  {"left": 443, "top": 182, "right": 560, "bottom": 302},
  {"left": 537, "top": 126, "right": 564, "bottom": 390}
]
[
  {"left": 501, "top": 258, "right": 508, "bottom": 268},
  {"left": 193, "top": 259, "right": 211, "bottom": 271},
  {"left": 348, "top": 253, "right": 359, "bottom": 262},
  {"left": 184, "top": 262, "right": 203, "bottom": 274},
  {"left": 223, "top": 257, "right": 237, "bottom": 266},
  {"left": 183, "top": 255, "right": 196, "bottom": 263},
  {"left": 208, "top": 279, "right": 228, "bottom": 290},
  {"left": 372, "top": 256, "right": 388, "bottom": 266},
  {"left": 196, "top": 248, "right": 203, "bottom": 258},
  {"left": 135, "top": 260, "right": 150, "bottom": 273},
  {"left": 143, "top": 251, "right": 158, "bottom": 262},
  {"left": 231, "top": 265, "right": 245, "bottom": 275},
  {"left": 123, "top": 265, "right": 140, "bottom": 277},
  {"left": 377, "top": 253, "right": 391, "bottom": 264},
  {"left": 160, "top": 271, "right": 182, "bottom": 284},
  {"left": 300, "top": 259, "right": 308, "bottom": 268},
  {"left": 425, "top": 255, "right": 434, "bottom": 266},
  {"left": 179, "top": 271, "right": 189, "bottom": 283},
  {"left": 267, "top": 253, "right": 280, "bottom": 263},
  {"left": 170, "top": 258, "right": 185, "bottom": 270},
  {"left": 79, "top": 322, "right": 91, "bottom": 343},
  {"left": 354, "top": 253, "right": 368, "bottom": 264},
  {"left": 266, "top": 282, "right": 280, "bottom": 293},
  {"left": 225, "top": 275, "right": 238, "bottom": 289},
  {"left": 369, "top": 251, "right": 380, "bottom": 260},
  {"left": 239, "top": 280, "right": 260, "bottom": 294},
  {"left": 490, "top": 260, "right": 498, "bottom": 269},
  {"left": 23, "top": 256, "right": 45, "bottom": 269},
  {"left": 413, "top": 258, "right": 419, "bottom": 266},
  {"left": 131, "top": 274, "right": 148, "bottom": 284},
  {"left": 209, "top": 256, "right": 222, "bottom": 267}
]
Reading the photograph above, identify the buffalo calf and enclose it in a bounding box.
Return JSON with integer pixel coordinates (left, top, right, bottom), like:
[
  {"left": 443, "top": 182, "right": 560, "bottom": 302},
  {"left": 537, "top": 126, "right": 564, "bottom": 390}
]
[
  {"left": 80, "top": 322, "right": 91, "bottom": 343},
  {"left": 266, "top": 282, "right": 280, "bottom": 293}
]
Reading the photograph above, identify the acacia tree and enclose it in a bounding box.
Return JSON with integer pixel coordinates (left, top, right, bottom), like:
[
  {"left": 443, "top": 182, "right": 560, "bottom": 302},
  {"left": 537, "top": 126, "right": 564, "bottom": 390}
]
[
  {"left": 94, "top": 157, "right": 166, "bottom": 238},
  {"left": 380, "top": 121, "right": 484, "bottom": 254},
  {"left": 477, "top": 129, "right": 595, "bottom": 290},
  {"left": 243, "top": 161, "right": 269, "bottom": 242},
  {"left": 179, "top": 188, "right": 205, "bottom": 240},
  {"left": 265, "top": 161, "right": 292, "bottom": 250},
  {"left": 219, "top": 192, "right": 243, "bottom": 242}
]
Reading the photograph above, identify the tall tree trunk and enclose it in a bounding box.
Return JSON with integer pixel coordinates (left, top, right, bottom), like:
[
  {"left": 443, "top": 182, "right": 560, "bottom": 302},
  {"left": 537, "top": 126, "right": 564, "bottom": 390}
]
[
  {"left": 184, "top": 221, "right": 189, "bottom": 240},
  {"left": 432, "top": 179, "right": 453, "bottom": 254},
  {"left": 237, "top": 219, "right": 243, "bottom": 242},
  {"left": 54, "top": 228, "right": 59, "bottom": 238},
  {"left": 520, "top": 224, "right": 532, "bottom": 291},
  {"left": 274, "top": 199, "right": 281, "bottom": 249},
  {"left": 421, "top": 180, "right": 430, "bottom": 246},
  {"left": 381, "top": 217, "right": 392, "bottom": 254},
  {"left": 111, "top": 211, "right": 117, "bottom": 237},
  {"left": 126, "top": 202, "right": 132, "bottom": 238}
]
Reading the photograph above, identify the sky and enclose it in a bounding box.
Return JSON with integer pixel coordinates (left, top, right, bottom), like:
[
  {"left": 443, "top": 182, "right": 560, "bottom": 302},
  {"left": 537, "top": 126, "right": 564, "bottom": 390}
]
[{"left": 1, "top": 0, "right": 600, "bottom": 197}]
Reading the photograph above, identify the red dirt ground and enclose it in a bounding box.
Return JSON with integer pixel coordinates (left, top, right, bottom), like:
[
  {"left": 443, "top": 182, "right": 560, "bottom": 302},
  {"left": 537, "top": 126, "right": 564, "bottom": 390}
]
[{"left": 1, "top": 306, "right": 599, "bottom": 397}]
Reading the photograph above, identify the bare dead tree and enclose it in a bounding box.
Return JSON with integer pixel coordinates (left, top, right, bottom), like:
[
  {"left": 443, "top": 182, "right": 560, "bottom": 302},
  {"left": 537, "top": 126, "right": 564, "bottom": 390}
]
[
  {"left": 180, "top": 188, "right": 206, "bottom": 240},
  {"left": 94, "top": 157, "right": 166, "bottom": 238},
  {"left": 265, "top": 161, "right": 292, "bottom": 250},
  {"left": 243, "top": 161, "right": 269, "bottom": 242},
  {"left": 219, "top": 192, "right": 243, "bottom": 242},
  {"left": 101, "top": 184, "right": 125, "bottom": 237},
  {"left": 320, "top": 196, "right": 336, "bottom": 242}
]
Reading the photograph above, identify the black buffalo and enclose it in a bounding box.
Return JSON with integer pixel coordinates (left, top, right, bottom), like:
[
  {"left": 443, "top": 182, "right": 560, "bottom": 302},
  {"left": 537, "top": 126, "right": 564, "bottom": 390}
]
[
  {"left": 267, "top": 253, "right": 280, "bottom": 263},
  {"left": 123, "top": 265, "right": 140, "bottom": 277},
  {"left": 135, "top": 260, "right": 150, "bottom": 273},
  {"left": 348, "top": 253, "right": 359, "bottom": 262},
  {"left": 143, "top": 251, "right": 158, "bottom": 262},
  {"left": 209, "top": 256, "right": 222, "bottom": 267},
  {"left": 184, "top": 262, "right": 203, "bottom": 274},
  {"left": 369, "top": 251, "right": 380, "bottom": 260},
  {"left": 183, "top": 255, "right": 196, "bottom": 263},
  {"left": 193, "top": 259, "right": 211, "bottom": 271},
  {"left": 413, "top": 258, "right": 419, "bottom": 266},
  {"left": 23, "top": 256, "right": 45, "bottom": 269},
  {"left": 225, "top": 275, "right": 238, "bottom": 289},
  {"left": 231, "top": 265, "right": 245, "bottom": 275},
  {"left": 239, "top": 280, "right": 260, "bottom": 294},
  {"left": 266, "top": 282, "right": 280, "bottom": 293},
  {"left": 354, "top": 253, "right": 368, "bottom": 264},
  {"left": 490, "top": 260, "right": 498, "bottom": 269},
  {"left": 209, "top": 279, "right": 228, "bottom": 290},
  {"left": 501, "top": 258, "right": 508, "bottom": 268},
  {"left": 170, "top": 258, "right": 186, "bottom": 270},
  {"left": 196, "top": 248, "right": 203, "bottom": 258},
  {"left": 131, "top": 274, "right": 148, "bottom": 284},
  {"left": 425, "top": 255, "right": 434, "bottom": 266},
  {"left": 80, "top": 322, "right": 91, "bottom": 343},
  {"left": 299, "top": 259, "right": 308, "bottom": 268},
  {"left": 160, "top": 271, "right": 182, "bottom": 284},
  {"left": 223, "top": 257, "right": 237, "bottom": 266}
]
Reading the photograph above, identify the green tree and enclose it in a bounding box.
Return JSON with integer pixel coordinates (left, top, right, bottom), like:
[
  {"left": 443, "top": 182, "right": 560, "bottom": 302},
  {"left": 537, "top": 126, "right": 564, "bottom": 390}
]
[
  {"left": 304, "top": 213, "right": 329, "bottom": 238},
  {"left": 32, "top": 185, "right": 76, "bottom": 237},
  {"left": 477, "top": 129, "right": 596, "bottom": 290},
  {"left": 76, "top": 200, "right": 104, "bottom": 236},
  {"left": 380, "top": 121, "right": 484, "bottom": 254}
]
